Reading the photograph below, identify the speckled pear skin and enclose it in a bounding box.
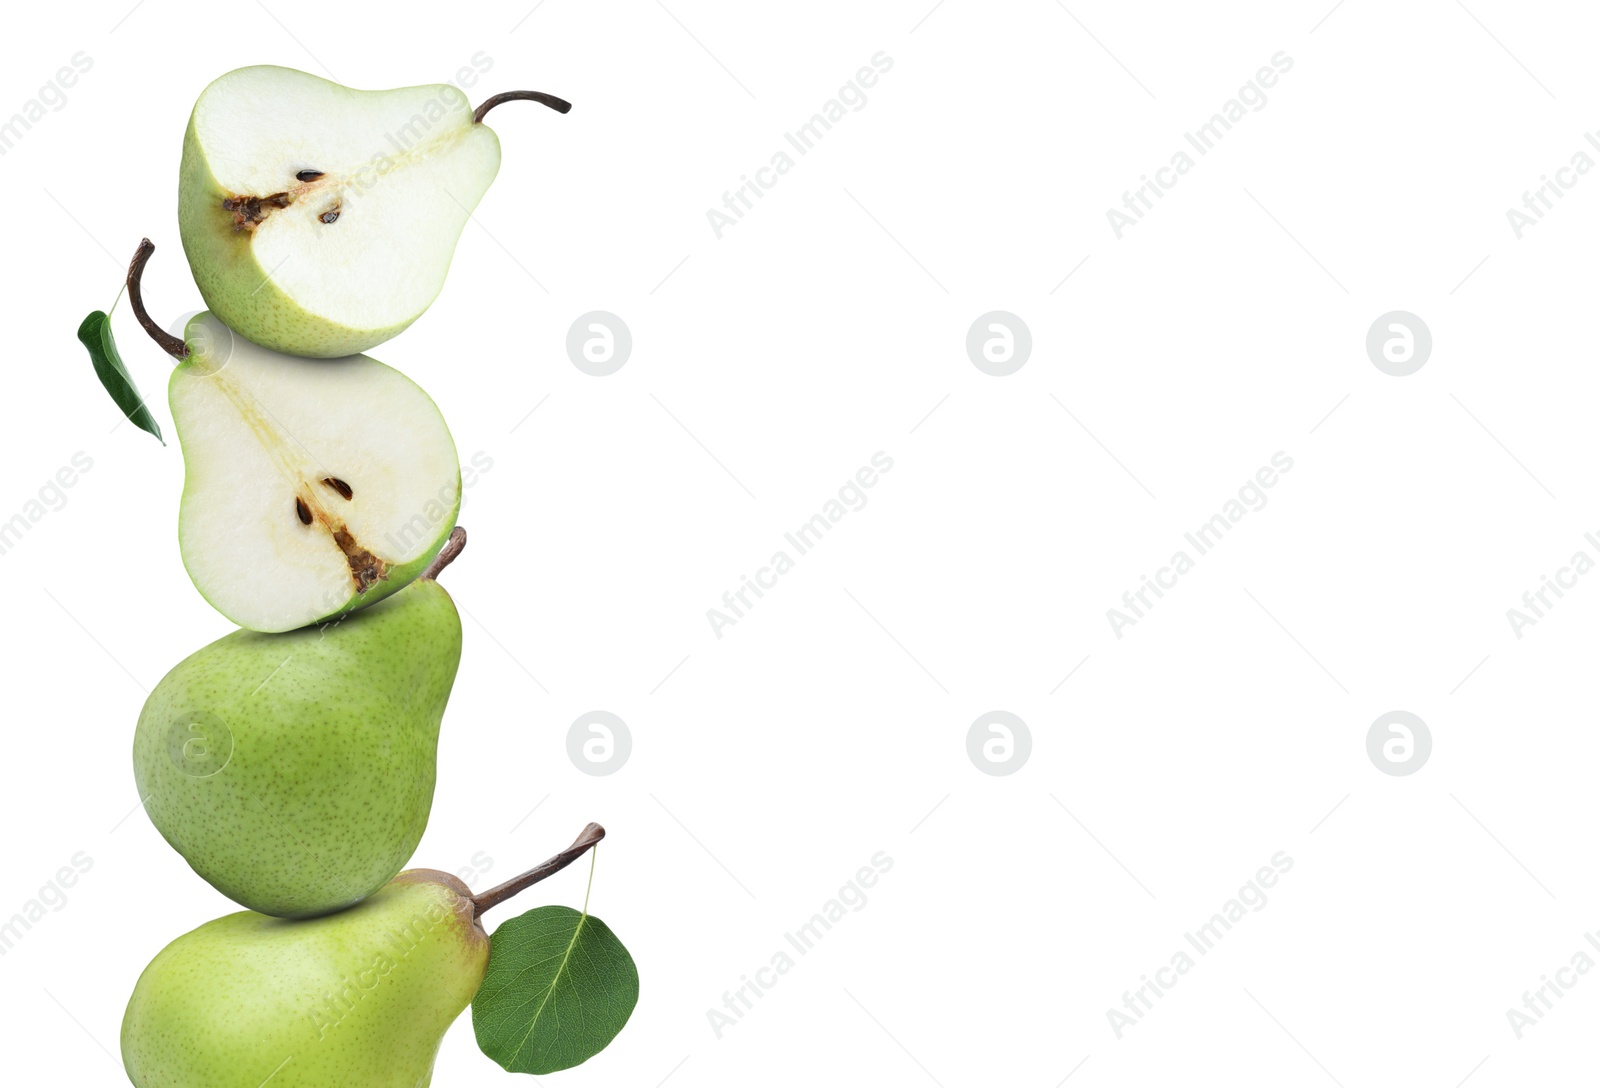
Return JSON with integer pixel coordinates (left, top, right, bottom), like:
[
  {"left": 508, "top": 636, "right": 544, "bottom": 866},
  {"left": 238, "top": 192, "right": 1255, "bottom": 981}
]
[
  {"left": 132, "top": 579, "right": 462, "bottom": 918},
  {"left": 122, "top": 871, "right": 487, "bottom": 1088}
]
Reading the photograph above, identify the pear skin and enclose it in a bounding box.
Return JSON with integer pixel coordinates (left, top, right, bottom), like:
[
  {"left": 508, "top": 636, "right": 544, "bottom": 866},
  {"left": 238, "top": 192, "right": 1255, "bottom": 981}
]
[
  {"left": 132, "top": 559, "right": 463, "bottom": 918},
  {"left": 121, "top": 871, "right": 485, "bottom": 1087}
]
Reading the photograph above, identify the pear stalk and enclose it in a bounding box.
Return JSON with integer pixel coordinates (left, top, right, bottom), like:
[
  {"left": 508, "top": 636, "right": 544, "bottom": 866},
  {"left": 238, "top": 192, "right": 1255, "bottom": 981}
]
[
  {"left": 473, "top": 90, "right": 573, "bottom": 124},
  {"left": 127, "top": 239, "right": 189, "bottom": 359},
  {"left": 421, "top": 526, "right": 468, "bottom": 581},
  {"left": 473, "top": 822, "right": 605, "bottom": 919}
]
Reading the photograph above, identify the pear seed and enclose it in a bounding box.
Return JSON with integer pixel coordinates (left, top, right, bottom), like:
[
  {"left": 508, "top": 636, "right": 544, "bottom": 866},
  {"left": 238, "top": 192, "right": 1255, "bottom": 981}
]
[
  {"left": 322, "top": 477, "right": 353, "bottom": 500},
  {"left": 295, "top": 497, "right": 312, "bottom": 525}
]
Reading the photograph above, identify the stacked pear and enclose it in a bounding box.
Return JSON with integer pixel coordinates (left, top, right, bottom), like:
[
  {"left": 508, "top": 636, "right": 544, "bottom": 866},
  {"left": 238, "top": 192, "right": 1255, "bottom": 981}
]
[
  {"left": 121, "top": 827, "right": 606, "bottom": 1088},
  {"left": 169, "top": 312, "right": 462, "bottom": 633},
  {"left": 123, "top": 871, "right": 486, "bottom": 1086},
  {"left": 133, "top": 531, "right": 464, "bottom": 918},
  {"left": 180, "top": 65, "right": 569, "bottom": 357},
  {"left": 112, "top": 62, "right": 574, "bottom": 1088}
]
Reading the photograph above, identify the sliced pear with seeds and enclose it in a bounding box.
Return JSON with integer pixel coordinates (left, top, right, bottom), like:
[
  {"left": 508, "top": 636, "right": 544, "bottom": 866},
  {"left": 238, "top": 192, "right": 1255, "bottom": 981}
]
[
  {"left": 179, "top": 65, "right": 570, "bottom": 358},
  {"left": 169, "top": 309, "right": 460, "bottom": 633}
]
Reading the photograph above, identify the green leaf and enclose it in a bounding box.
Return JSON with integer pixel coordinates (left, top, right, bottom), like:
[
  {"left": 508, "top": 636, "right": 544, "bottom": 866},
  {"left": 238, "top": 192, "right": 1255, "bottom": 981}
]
[
  {"left": 77, "top": 310, "right": 164, "bottom": 445},
  {"left": 472, "top": 905, "right": 639, "bottom": 1075}
]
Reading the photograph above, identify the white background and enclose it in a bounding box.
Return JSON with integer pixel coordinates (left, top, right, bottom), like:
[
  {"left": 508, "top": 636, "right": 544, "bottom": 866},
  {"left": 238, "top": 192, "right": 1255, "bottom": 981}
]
[{"left": 2, "top": 0, "right": 1597, "bottom": 1084}]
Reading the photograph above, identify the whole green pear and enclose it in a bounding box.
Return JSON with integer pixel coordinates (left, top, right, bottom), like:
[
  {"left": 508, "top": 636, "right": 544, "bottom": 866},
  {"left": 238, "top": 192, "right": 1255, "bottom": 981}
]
[
  {"left": 132, "top": 530, "right": 467, "bottom": 918},
  {"left": 121, "top": 825, "right": 607, "bottom": 1088},
  {"left": 121, "top": 869, "right": 485, "bottom": 1087}
]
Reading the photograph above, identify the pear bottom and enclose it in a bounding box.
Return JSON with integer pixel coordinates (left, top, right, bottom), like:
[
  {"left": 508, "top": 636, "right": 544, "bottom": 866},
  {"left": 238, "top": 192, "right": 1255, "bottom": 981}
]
[{"left": 122, "top": 872, "right": 486, "bottom": 1087}]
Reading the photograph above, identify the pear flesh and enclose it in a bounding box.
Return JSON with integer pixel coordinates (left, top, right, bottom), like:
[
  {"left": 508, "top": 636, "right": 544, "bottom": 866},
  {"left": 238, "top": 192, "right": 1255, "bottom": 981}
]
[
  {"left": 122, "top": 871, "right": 486, "bottom": 1087},
  {"left": 133, "top": 575, "right": 462, "bottom": 918},
  {"left": 173, "top": 312, "right": 459, "bottom": 634},
  {"left": 180, "top": 65, "right": 501, "bottom": 357}
]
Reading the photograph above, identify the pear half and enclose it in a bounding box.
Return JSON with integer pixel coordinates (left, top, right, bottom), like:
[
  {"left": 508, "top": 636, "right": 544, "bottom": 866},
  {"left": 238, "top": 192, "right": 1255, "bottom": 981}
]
[
  {"left": 179, "top": 65, "right": 501, "bottom": 358},
  {"left": 173, "top": 313, "right": 459, "bottom": 633}
]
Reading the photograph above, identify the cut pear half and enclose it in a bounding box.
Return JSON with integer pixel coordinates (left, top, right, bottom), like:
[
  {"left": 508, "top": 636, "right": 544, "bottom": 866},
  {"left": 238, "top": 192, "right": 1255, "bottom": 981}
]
[
  {"left": 172, "top": 313, "right": 460, "bottom": 633},
  {"left": 178, "top": 66, "right": 568, "bottom": 358}
]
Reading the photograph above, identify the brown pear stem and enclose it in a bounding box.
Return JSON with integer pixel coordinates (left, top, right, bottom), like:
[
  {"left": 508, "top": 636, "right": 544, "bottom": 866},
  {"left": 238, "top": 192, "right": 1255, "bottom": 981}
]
[
  {"left": 473, "top": 90, "right": 572, "bottom": 124},
  {"left": 421, "top": 527, "right": 467, "bottom": 581},
  {"left": 472, "top": 822, "right": 605, "bottom": 919},
  {"left": 127, "top": 239, "right": 189, "bottom": 359}
]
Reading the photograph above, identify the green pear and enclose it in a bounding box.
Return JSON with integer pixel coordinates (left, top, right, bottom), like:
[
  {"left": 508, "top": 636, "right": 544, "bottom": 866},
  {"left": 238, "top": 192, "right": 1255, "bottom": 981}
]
[
  {"left": 118, "top": 242, "right": 459, "bottom": 634},
  {"left": 121, "top": 825, "right": 605, "bottom": 1088},
  {"left": 178, "top": 65, "right": 570, "bottom": 358},
  {"left": 123, "top": 870, "right": 482, "bottom": 1087},
  {"left": 132, "top": 530, "right": 467, "bottom": 918},
  {"left": 171, "top": 310, "right": 460, "bottom": 634}
]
